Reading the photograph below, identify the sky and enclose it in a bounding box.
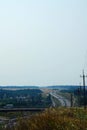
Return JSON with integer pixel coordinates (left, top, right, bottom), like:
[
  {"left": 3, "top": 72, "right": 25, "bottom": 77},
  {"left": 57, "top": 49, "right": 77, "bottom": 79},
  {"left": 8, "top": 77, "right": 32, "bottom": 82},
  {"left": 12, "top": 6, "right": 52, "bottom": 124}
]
[{"left": 0, "top": 0, "right": 87, "bottom": 86}]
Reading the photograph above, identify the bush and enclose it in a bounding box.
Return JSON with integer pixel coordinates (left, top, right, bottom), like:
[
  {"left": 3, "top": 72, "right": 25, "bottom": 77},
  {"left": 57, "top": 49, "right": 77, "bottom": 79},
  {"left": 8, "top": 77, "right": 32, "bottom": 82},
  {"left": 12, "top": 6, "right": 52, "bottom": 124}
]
[{"left": 6, "top": 108, "right": 87, "bottom": 130}]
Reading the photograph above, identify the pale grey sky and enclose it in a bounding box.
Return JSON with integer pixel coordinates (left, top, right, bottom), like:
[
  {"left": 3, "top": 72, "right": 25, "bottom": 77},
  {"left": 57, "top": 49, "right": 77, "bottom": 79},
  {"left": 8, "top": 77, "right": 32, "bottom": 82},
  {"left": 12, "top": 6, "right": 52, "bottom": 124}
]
[{"left": 0, "top": 0, "right": 87, "bottom": 86}]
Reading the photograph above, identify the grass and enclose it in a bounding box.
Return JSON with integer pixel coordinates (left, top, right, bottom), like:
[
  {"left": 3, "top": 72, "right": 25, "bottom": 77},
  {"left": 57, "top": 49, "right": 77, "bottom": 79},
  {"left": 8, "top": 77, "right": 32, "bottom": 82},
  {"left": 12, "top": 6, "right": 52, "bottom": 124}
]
[{"left": 5, "top": 107, "right": 87, "bottom": 130}]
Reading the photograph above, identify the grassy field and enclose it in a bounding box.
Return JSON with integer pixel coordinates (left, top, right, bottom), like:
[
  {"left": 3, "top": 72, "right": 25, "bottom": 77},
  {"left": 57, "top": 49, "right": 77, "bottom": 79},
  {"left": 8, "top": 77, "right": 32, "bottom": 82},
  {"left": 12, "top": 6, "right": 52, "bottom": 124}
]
[{"left": 5, "top": 107, "right": 87, "bottom": 130}]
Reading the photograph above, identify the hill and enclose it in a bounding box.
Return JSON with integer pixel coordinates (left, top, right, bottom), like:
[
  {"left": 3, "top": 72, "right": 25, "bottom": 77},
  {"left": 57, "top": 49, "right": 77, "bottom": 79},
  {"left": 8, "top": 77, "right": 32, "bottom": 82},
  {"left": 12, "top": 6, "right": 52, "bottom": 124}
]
[{"left": 46, "top": 85, "right": 80, "bottom": 90}]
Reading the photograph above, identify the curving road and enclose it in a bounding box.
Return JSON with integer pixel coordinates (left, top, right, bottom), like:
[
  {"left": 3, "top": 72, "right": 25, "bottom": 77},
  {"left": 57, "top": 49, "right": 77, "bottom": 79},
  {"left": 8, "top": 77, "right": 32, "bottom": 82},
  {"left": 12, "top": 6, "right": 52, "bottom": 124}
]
[{"left": 50, "top": 92, "right": 71, "bottom": 107}]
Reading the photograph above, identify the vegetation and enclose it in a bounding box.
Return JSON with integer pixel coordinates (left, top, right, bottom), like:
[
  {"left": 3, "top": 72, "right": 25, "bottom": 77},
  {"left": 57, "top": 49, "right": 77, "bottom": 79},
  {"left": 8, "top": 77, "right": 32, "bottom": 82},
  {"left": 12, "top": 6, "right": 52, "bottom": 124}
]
[
  {"left": 0, "top": 89, "right": 52, "bottom": 108},
  {"left": 60, "top": 89, "right": 87, "bottom": 107},
  {"left": 74, "top": 89, "right": 87, "bottom": 106},
  {"left": 4, "top": 107, "right": 87, "bottom": 130},
  {"left": 1, "top": 88, "right": 87, "bottom": 130}
]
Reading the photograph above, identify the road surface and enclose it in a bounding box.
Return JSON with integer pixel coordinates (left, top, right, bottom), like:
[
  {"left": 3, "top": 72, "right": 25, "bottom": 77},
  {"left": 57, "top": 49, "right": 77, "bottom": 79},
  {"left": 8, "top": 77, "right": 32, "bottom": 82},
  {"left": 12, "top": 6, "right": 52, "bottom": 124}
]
[{"left": 50, "top": 92, "right": 71, "bottom": 107}]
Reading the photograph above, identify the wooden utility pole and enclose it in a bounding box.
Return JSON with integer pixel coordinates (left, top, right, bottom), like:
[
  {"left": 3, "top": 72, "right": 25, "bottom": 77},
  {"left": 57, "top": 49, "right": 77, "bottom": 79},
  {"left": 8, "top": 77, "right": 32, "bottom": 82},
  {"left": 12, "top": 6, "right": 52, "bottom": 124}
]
[
  {"left": 80, "top": 70, "right": 87, "bottom": 109},
  {"left": 79, "top": 83, "right": 82, "bottom": 107},
  {"left": 71, "top": 93, "right": 73, "bottom": 107},
  {"left": 80, "top": 83, "right": 82, "bottom": 97},
  {"left": 77, "top": 87, "right": 81, "bottom": 107}
]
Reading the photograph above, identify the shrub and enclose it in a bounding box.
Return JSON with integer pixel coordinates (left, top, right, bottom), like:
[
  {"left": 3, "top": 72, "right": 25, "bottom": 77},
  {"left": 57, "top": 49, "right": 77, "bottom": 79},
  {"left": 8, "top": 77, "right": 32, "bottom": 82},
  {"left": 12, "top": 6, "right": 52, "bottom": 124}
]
[{"left": 6, "top": 108, "right": 87, "bottom": 130}]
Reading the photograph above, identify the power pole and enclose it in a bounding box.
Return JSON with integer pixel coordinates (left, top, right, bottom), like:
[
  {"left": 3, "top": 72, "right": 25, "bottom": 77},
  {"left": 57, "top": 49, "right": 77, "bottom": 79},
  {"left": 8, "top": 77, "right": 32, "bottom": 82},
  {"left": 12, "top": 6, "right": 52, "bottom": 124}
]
[
  {"left": 80, "top": 70, "right": 87, "bottom": 109},
  {"left": 71, "top": 93, "right": 73, "bottom": 107},
  {"left": 79, "top": 83, "right": 82, "bottom": 95},
  {"left": 77, "top": 87, "right": 81, "bottom": 107},
  {"left": 79, "top": 83, "right": 82, "bottom": 106}
]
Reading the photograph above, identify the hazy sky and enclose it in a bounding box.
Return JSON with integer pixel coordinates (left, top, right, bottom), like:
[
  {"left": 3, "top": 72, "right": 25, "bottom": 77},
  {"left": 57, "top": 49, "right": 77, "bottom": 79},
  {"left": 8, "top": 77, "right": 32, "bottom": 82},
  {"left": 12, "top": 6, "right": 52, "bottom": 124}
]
[{"left": 0, "top": 0, "right": 87, "bottom": 86}]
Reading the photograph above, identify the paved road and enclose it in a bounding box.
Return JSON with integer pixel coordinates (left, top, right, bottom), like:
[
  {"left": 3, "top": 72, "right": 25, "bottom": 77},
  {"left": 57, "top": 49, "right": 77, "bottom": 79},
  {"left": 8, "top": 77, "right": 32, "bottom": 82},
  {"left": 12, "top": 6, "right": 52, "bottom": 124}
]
[
  {"left": 50, "top": 96, "right": 56, "bottom": 107},
  {"left": 50, "top": 92, "right": 71, "bottom": 107}
]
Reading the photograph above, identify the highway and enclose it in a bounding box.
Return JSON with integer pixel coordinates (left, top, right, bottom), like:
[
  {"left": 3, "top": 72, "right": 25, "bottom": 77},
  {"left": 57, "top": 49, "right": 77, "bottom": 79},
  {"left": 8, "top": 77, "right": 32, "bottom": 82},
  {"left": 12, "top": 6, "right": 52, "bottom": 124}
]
[{"left": 50, "top": 92, "right": 71, "bottom": 107}]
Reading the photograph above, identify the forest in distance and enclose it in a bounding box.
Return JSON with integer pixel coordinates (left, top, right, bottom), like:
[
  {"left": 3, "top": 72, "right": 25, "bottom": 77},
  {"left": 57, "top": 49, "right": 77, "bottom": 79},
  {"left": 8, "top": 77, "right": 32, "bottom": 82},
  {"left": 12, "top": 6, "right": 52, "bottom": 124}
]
[
  {"left": 0, "top": 89, "right": 52, "bottom": 108},
  {"left": 0, "top": 85, "right": 84, "bottom": 90}
]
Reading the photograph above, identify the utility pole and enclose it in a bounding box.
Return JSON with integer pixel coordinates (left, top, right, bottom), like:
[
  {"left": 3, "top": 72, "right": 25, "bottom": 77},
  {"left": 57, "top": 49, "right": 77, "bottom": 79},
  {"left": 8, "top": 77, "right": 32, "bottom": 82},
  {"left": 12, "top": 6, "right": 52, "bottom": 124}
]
[
  {"left": 79, "top": 83, "right": 82, "bottom": 95},
  {"left": 71, "top": 93, "right": 73, "bottom": 107},
  {"left": 77, "top": 87, "right": 80, "bottom": 107},
  {"left": 80, "top": 70, "right": 87, "bottom": 109},
  {"left": 79, "top": 83, "right": 82, "bottom": 107}
]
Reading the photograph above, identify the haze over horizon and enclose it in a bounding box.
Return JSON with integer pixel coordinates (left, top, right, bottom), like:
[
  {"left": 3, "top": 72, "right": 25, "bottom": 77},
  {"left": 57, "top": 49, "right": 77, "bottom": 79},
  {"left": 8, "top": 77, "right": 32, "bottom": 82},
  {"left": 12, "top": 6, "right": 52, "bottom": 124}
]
[{"left": 0, "top": 0, "right": 87, "bottom": 86}]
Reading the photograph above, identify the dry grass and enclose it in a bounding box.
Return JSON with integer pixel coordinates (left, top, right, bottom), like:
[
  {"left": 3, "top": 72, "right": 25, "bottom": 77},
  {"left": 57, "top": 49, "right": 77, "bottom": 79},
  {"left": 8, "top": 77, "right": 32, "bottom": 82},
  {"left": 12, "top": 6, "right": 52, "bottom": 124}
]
[{"left": 7, "top": 108, "right": 87, "bottom": 130}]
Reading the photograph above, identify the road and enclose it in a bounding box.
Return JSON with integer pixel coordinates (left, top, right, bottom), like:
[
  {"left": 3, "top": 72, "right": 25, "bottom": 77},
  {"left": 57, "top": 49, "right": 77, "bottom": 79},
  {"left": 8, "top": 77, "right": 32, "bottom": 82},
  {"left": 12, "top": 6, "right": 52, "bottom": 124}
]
[{"left": 50, "top": 91, "right": 71, "bottom": 107}]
